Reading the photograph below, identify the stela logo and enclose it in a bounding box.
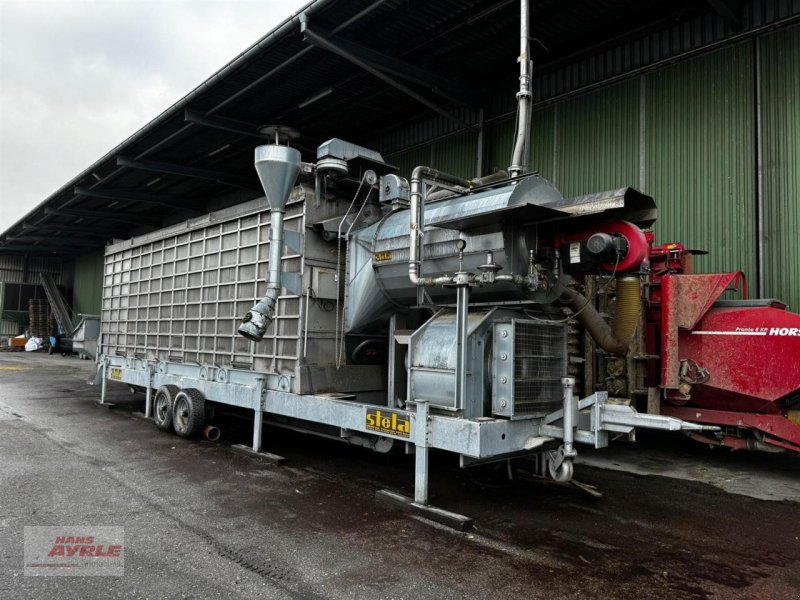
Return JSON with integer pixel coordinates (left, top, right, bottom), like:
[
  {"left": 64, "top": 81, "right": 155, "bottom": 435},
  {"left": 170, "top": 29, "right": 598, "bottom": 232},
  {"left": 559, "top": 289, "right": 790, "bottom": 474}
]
[
  {"left": 365, "top": 408, "right": 411, "bottom": 438},
  {"left": 47, "top": 536, "right": 122, "bottom": 558}
]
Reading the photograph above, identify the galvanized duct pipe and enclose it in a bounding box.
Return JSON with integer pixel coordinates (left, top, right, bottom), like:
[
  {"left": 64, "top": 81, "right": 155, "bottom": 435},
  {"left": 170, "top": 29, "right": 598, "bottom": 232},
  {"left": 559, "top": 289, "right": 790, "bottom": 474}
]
[
  {"left": 238, "top": 209, "right": 287, "bottom": 341},
  {"left": 509, "top": 0, "right": 531, "bottom": 177},
  {"left": 409, "top": 166, "right": 471, "bottom": 287},
  {"left": 560, "top": 276, "right": 640, "bottom": 355},
  {"left": 239, "top": 144, "right": 301, "bottom": 342}
]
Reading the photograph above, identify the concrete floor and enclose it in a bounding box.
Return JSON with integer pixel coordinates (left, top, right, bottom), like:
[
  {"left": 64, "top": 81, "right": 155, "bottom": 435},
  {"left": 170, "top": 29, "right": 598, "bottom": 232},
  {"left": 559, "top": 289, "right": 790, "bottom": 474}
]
[{"left": 0, "top": 352, "right": 798, "bottom": 599}]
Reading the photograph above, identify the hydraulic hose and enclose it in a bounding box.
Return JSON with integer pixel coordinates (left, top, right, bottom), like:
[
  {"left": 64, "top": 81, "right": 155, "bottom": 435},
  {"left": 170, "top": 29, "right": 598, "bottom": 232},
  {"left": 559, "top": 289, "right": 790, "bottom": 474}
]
[{"left": 560, "top": 275, "right": 640, "bottom": 355}]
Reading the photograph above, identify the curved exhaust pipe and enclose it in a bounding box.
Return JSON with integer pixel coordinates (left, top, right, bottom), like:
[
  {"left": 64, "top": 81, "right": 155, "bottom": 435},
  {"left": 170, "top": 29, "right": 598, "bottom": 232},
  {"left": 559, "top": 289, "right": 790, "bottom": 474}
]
[
  {"left": 239, "top": 144, "right": 302, "bottom": 342},
  {"left": 560, "top": 276, "right": 640, "bottom": 355}
]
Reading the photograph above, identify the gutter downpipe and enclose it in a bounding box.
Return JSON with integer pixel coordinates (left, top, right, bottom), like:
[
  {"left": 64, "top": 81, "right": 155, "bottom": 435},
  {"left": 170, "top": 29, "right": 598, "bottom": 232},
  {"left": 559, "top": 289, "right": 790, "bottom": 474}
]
[{"left": 509, "top": 0, "right": 531, "bottom": 177}]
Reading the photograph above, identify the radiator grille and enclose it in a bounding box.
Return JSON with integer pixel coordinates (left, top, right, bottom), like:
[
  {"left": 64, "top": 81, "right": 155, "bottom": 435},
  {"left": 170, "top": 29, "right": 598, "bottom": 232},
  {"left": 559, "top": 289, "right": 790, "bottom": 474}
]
[
  {"left": 493, "top": 319, "right": 567, "bottom": 419},
  {"left": 513, "top": 320, "right": 567, "bottom": 416}
]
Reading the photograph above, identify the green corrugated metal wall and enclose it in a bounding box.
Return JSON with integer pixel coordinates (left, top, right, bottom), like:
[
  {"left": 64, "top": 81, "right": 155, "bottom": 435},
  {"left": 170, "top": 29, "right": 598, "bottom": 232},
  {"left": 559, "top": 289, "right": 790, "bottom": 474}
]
[
  {"left": 760, "top": 25, "right": 800, "bottom": 309},
  {"left": 386, "top": 145, "right": 431, "bottom": 179},
  {"left": 487, "top": 106, "right": 555, "bottom": 180},
  {"left": 430, "top": 130, "right": 478, "bottom": 178},
  {"left": 487, "top": 82, "right": 637, "bottom": 197},
  {"left": 487, "top": 117, "right": 515, "bottom": 174},
  {"left": 554, "top": 79, "right": 639, "bottom": 198},
  {"left": 645, "top": 42, "right": 756, "bottom": 278},
  {"left": 384, "top": 25, "right": 799, "bottom": 309},
  {"left": 489, "top": 50, "right": 757, "bottom": 278},
  {"left": 71, "top": 250, "right": 104, "bottom": 316},
  {"left": 387, "top": 130, "right": 478, "bottom": 179}
]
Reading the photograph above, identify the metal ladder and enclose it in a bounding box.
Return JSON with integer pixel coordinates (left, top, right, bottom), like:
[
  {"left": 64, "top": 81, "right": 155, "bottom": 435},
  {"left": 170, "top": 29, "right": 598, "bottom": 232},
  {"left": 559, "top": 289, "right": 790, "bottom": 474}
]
[{"left": 39, "top": 273, "right": 76, "bottom": 335}]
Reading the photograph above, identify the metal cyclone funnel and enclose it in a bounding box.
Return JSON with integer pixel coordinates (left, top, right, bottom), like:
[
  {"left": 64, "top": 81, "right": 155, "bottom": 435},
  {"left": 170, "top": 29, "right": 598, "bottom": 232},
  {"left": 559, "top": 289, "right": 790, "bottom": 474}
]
[{"left": 254, "top": 144, "right": 302, "bottom": 211}]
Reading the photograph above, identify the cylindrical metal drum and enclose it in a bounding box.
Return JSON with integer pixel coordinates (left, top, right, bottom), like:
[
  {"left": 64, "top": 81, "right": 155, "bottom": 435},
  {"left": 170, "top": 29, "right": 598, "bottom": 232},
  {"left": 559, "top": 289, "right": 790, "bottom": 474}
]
[{"left": 345, "top": 183, "right": 548, "bottom": 333}]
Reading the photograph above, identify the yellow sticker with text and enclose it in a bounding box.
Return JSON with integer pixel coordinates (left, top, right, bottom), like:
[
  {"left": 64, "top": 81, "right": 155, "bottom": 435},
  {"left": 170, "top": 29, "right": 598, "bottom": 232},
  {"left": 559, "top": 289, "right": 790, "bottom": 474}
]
[{"left": 365, "top": 408, "right": 411, "bottom": 438}]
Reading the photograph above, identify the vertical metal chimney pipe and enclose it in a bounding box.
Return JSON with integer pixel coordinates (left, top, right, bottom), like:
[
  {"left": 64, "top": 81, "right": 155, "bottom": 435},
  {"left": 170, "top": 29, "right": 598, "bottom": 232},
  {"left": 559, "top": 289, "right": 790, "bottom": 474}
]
[{"left": 509, "top": 0, "right": 531, "bottom": 177}]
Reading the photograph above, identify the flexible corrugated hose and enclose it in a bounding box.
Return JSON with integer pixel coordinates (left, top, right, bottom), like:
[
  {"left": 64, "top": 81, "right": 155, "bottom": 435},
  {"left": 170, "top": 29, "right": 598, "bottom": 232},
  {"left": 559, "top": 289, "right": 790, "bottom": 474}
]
[
  {"left": 613, "top": 276, "right": 641, "bottom": 345},
  {"left": 560, "top": 275, "right": 640, "bottom": 355}
]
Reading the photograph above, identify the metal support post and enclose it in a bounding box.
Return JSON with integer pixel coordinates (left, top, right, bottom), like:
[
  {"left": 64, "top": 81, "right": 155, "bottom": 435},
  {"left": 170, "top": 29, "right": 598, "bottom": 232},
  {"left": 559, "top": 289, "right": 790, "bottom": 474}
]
[
  {"left": 414, "top": 399, "right": 430, "bottom": 505},
  {"left": 562, "top": 376, "right": 577, "bottom": 456},
  {"left": 144, "top": 364, "right": 153, "bottom": 418},
  {"left": 230, "top": 390, "right": 285, "bottom": 466},
  {"left": 253, "top": 406, "right": 264, "bottom": 453},
  {"left": 454, "top": 283, "right": 470, "bottom": 408},
  {"left": 100, "top": 361, "right": 108, "bottom": 405}
]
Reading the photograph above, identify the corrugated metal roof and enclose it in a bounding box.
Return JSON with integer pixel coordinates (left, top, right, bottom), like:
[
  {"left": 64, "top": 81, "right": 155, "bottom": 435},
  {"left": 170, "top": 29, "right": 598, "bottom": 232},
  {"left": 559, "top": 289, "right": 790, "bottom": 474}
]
[{"left": 1, "top": 0, "right": 797, "bottom": 257}]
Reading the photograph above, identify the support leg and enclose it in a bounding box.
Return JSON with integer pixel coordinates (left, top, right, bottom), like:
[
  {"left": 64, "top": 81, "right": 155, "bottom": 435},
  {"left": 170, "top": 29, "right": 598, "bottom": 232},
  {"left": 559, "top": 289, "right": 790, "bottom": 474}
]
[
  {"left": 454, "top": 284, "right": 469, "bottom": 415},
  {"left": 375, "top": 399, "right": 472, "bottom": 530},
  {"left": 144, "top": 381, "right": 153, "bottom": 419},
  {"left": 414, "top": 399, "right": 430, "bottom": 505},
  {"left": 546, "top": 377, "right": 577, "bottom": 482},
  {"left": 562, "top": 376, "right": 577, "bottom": 457},
  {"left": 414, "top": 445, "right": 429, "bottom": 505},
  {"left": 252, "top": 407, "right": 263, "bottom": 453},
  {"left": 229, "top": 391, "right": 285, "bottom": 465},
  {"left": 100, "top": 361, "right": 108, "bottom": 405}
]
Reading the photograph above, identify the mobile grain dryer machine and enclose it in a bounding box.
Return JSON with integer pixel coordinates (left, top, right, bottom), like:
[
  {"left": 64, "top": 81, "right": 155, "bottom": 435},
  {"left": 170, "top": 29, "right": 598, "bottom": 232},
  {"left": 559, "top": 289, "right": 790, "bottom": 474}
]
[{"left": 95, "top": 1, "right": 799, "bottom": 520}]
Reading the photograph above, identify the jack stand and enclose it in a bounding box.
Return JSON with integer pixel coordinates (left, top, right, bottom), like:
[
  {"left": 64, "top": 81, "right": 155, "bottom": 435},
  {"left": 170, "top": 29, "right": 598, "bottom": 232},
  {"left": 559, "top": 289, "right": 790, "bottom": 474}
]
[
  {"left": 94, "top": 361, "right": 116, "bottom": 409},
  {"left": 376, "top": 400, "right": 474, "bottom": 531},
  {"left": 230, "top": 402, "right": 285, "bottom": 465},
  {"left": 230, "top": 444, "right": 286, "bottom": 466},
  {"left": 252, "top": 406, "right": 263, "bottom": 452},
  {"left": 144, "top": 366, "right": 154, "bottom": 418}
]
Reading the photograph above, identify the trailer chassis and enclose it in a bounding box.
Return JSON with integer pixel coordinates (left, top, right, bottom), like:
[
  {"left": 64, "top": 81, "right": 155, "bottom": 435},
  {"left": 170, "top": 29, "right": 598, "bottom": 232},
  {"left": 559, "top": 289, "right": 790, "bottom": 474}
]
[{"left": 97, "top": 354, "right": 712, "bottom": 523}]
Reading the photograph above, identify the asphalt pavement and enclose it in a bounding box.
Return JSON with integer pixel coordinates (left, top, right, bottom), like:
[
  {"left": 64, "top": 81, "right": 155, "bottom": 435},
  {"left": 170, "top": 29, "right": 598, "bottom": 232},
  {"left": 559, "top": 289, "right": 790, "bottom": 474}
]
[{"left": 0, "top": 352, "right": 798, "bottom": 599}]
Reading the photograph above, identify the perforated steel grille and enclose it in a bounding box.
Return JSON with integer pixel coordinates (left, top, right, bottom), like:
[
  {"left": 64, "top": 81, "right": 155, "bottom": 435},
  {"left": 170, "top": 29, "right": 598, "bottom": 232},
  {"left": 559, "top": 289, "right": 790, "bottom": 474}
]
[
  {"left": 100, "top": 202, "right": 305, "bottom": 374},
  {"left": 512, "top": 320, "right": 567, "bottom": 416}
]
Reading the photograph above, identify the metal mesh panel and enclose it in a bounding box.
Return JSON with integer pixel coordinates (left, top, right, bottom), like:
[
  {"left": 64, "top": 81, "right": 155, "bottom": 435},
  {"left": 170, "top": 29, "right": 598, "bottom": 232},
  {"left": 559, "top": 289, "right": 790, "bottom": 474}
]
[
  {"left": 512, "top": 320, "right": 567, "bottom": 416},
  {"left": 100, "top": 204, "right": 304, "bottom": 374}
]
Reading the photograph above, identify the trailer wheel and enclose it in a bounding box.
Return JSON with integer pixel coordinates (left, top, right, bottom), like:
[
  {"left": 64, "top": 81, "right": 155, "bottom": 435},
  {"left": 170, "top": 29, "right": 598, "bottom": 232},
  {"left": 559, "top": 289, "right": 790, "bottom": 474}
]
[
  {"left": 172, "top": 389, "right": 205, "bottom": 438},
  {"left": 153, "top": 385, "right": 180, "bottom": 432}
]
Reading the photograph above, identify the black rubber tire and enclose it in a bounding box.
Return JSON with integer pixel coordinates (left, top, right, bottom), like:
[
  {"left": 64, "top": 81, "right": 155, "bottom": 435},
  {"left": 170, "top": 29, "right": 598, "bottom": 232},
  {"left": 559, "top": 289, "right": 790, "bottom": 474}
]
[
  {"left": 153, "top": 385, "right": 180, "bottom": 432},
  {"left": 172, "top": 388, "right": 205, "bottom": 438}
]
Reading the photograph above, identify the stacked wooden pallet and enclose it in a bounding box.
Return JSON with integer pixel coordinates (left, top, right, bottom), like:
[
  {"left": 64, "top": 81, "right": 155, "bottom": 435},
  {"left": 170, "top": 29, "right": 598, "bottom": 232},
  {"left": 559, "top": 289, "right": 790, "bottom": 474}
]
[{"left": 28, "top": 299, "right": 52, "bottom": 338}]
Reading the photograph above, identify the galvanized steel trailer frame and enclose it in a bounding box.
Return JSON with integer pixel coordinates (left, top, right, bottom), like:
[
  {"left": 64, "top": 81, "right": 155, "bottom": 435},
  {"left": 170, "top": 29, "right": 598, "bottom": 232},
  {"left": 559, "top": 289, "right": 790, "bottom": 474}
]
[{"left": 97, "top": 354, "right": 698, "bottom": 507}]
